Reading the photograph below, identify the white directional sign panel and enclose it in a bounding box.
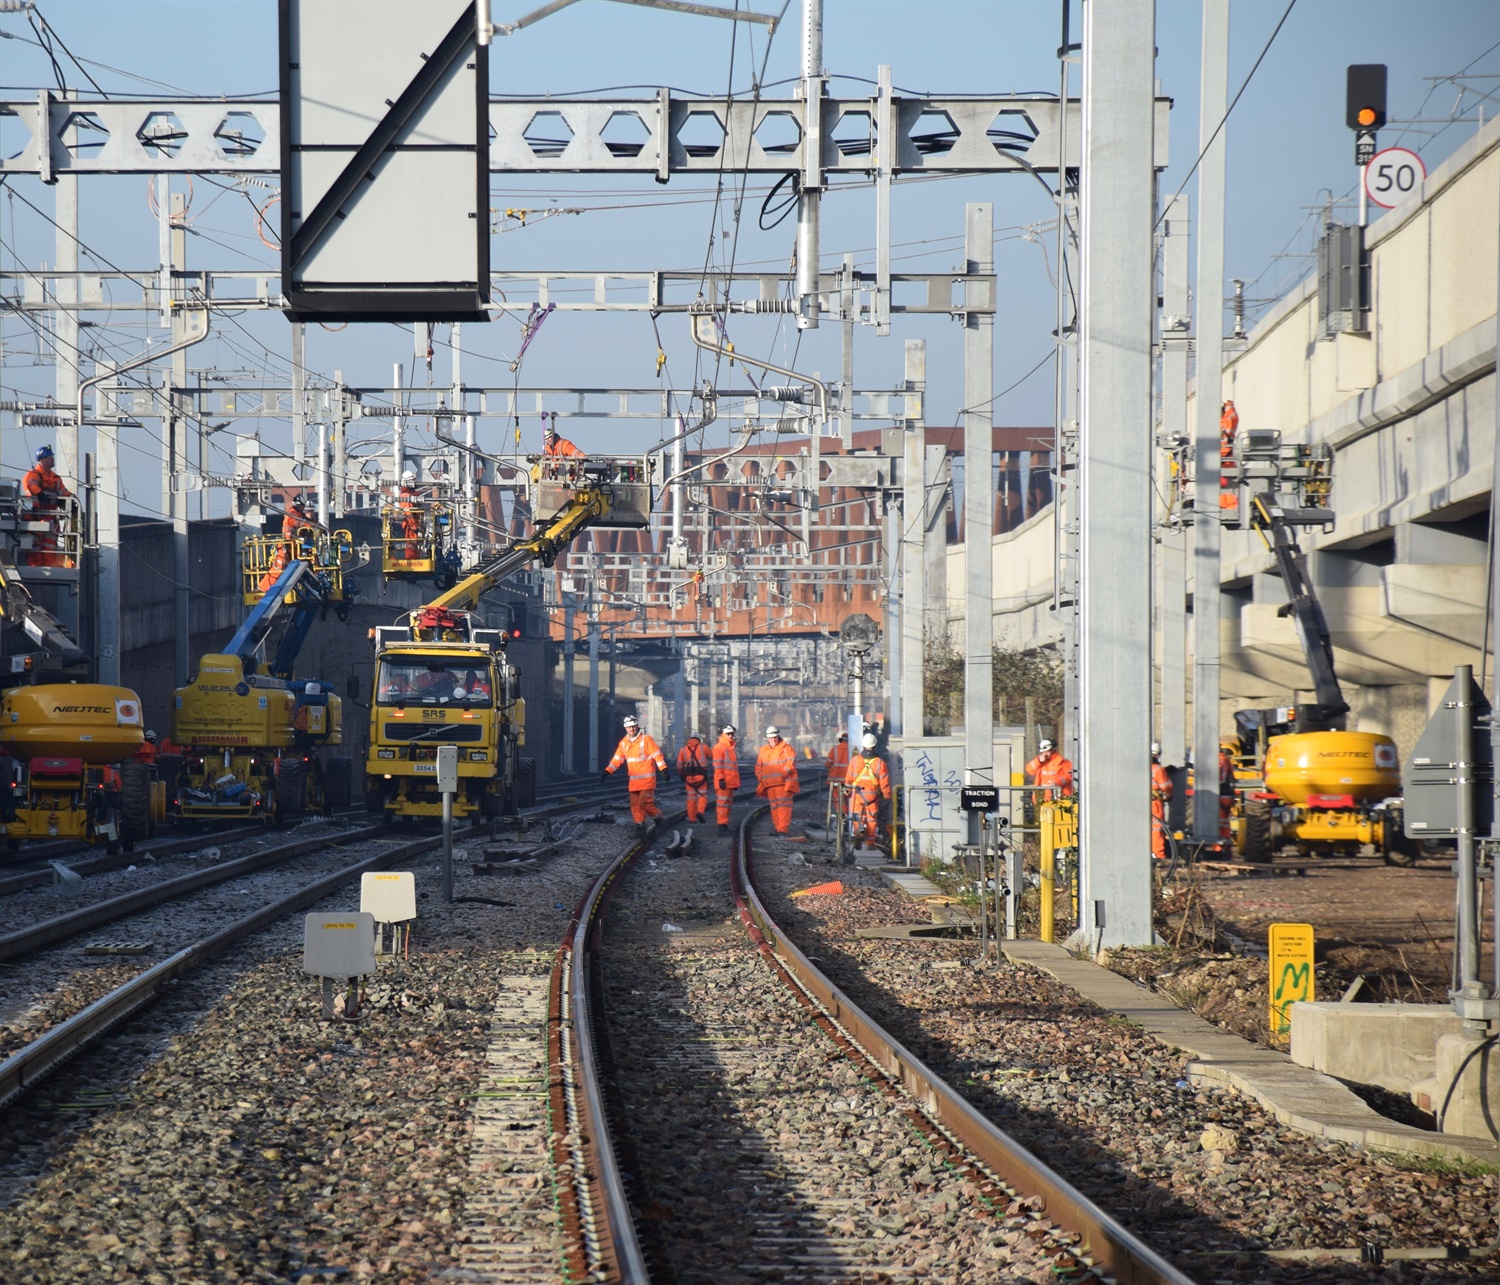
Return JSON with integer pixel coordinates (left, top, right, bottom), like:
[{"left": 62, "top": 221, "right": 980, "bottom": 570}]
[{"left": 279, "top": 0, "right": 489, "bottom": 321}]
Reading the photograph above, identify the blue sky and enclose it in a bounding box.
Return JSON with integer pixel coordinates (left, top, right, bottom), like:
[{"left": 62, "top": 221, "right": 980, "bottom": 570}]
[{"left": 1, "top": 0, "right": 1496, "bottom": 518}]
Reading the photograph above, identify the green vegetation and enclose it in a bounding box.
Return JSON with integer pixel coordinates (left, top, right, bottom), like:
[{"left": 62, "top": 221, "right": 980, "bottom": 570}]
[{"left": 922, "top": 632, "right": 1066, "bottom": 738}]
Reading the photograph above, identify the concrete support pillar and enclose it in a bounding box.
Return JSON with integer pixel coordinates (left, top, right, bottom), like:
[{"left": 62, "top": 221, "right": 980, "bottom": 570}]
[
  {"left": 587, "top": 615, "right": 600, "bottom": 773},
  {"left": 169, "top": 191, "right": 190, "bottom": 687},
  {"left": 1076, "top": 0, "right": 1157, "bottom": 947},
  {"left": 900, "top": 339, "right": 928, "bottom": 740},
  {"left": 1192, "top": 0, "right": 1230, "bottom": 839},
  {"left": 96, "top": 409, "right": 121, "bottom": 687},
  {"left": 562, "top": 600, "right": 575, "bottom": 774},
  {"left": 963, "top": 202, "right": 995, "bottom": 843},
  {"left": 1159, "top": 194, "right": 1191, "bottom": 767}
]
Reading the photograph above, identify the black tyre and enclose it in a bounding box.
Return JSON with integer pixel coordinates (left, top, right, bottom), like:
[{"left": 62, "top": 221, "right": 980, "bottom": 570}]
[
  {"left": 517, "top": 757, "right": 537, "bottom": 809},
  {"left": 324, "top": 756, "right": 354, "bottom": 811},
  {"left": 275, "top": 757, "right": 307, "bottom": 819},
  {"left": 1239, "top": 798, "right": 1273, "bottom": 864},
  {"left": 120, "top": 761, "right": 154, "bottom": 843},
  {"left": 480, "top": 786, "right": 505, "bottom": 819},
  {"left": 1382, "top": 808, "right": 1417, "bottom": 867},
  {"left": 365, "top": 784, "right": 386, "bottom": 815},
  {"left": 155, "top": 754, "right": 184, "bottom": 810}
]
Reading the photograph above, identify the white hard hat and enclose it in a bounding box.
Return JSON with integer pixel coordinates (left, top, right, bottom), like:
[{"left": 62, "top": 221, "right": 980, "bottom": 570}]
[
  {"left": 1039, "top": 739, "right": 1055, "bottom": 752},
  {"left": 861, "top": 732, "right": 877, "bottom": 751},
  {"left": 765, "top": 725, "right": 780, "bottom": 738},
  {"left": 623, "top": 715, "right": 639, "bottom": 729},
  {"left": 721, "top": 724, "right": 736, "bottom": 735},
  {"left": 1151, "top": 741, "right": 1162, "bottom": 756},
  {"left": 402, "top": 469, "right": 416, "bottom": 484}
]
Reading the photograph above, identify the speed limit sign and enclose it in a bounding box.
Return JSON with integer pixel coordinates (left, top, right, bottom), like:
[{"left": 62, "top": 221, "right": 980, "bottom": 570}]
[{"left": 1364, "top": 147, "right": 1426, "bottom": 209}]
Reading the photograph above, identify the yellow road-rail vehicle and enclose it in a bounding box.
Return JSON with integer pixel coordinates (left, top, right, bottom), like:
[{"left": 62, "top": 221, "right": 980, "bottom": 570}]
[
  {"left": 172, "top": 532, "right": 358, "bottom": 823},
  {"left": 367, "top": 455, "right": 653, "bottom": 822},
  {"left": 0, "top": 551, "right": 164, "bottom": 852}
]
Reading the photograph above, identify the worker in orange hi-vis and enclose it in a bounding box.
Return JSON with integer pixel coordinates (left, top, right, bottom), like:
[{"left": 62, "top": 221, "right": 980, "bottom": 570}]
[
  {"left": 131, "top": 729, "right": 159, "bottom": 767},
  {"left": 755, "top": 725, "right": 800, "bottom": 835},
  {"left": 1150, "top": 741, "right": 1172, "bottom": 862},
  {"left": 824, "top": 730, "right": 849, "bottom": 814},
  {"left": 542, "top": 419, "right": 585, "bottom": 458},
  {"left": 1219, "top": 399, "right": 1240, "bottom": 510},
  {"left": 259, "top": 495, "right": 310, "bottom": 593},
  {"left": 1218, "top": 742, "right": 1237, "bottom": 843},
  {"left": 1025, "top": 738, "right": 1074, "bottom": 801},
  {"left": 845, "top": 732, "right": 891, "bottom": 845},
  {"left": 676, "top": 733, "right": 711, "bottom": 824},
  {"left": 711, "top": 723, "right": 740, "bottom": 835},
  {"left": 22, "top": 445, "right": 73, "bottom": 567},
  {"left": 396, "top": 469, "right": 424, "bottom": 559},
  {"left": 603, "top": 715, "right": 668, "bottom": 833}
]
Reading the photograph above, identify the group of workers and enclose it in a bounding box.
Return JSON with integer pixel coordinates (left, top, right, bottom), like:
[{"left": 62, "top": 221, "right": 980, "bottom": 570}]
[{"left": 603, "top": 719, "right": 823, "bottom": 838}]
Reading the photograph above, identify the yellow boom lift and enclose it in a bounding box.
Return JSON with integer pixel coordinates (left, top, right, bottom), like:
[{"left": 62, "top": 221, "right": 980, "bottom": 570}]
[
  {"left": 366, "top": 456, "right": 652, "bottom": 821},
  {"left": 172, "top": 525, "right": 358, "bottom": 822},
  {"left": 1222, "top": 432, "right": 1402, "bottom": 862},
  {"left": 0, "top": 549, "right": 165, "bottom": 851}
]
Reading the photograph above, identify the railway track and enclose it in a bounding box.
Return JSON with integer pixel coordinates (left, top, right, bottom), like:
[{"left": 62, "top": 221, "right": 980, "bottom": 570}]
[
  {"left": 0, "top": 786, "right": 630, "bottom": 1113},
  {"left": 551, "top": 805, "right": 1195, "bottom": 1285}
]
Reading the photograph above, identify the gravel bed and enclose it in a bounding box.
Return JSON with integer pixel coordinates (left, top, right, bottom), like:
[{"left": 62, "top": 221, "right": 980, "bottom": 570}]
[
  {"left": 598, "top": 827, "right": 1089, "bottom": 1284},
  {"left": 751, "top": 827, "right": 1499, "bottom": 1284},
  {"left": 0, "top": 805, "right": 647, "bottom": 1284},
  {"left": 0, "top": 819, "right": 395, "bottom": 1061}
]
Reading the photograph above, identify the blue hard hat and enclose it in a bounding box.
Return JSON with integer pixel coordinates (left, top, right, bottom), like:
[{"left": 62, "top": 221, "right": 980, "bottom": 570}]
[{"left": 35, "top": 445, "right": 54, "bottom": 461}]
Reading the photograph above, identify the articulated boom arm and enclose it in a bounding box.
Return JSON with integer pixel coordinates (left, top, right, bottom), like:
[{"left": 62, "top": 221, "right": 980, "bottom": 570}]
[
  {"left": 0, "top": 549, "right": 86, "bottom": 673},
  {"left": 422, "top": 488, "right": 611, "bottom": 616},
  {"left": 1251, "top": 493, "right": 1348, "bottom": 720},
  {"left": 225, "top": 560, "right": 339, "bottom": 680}
]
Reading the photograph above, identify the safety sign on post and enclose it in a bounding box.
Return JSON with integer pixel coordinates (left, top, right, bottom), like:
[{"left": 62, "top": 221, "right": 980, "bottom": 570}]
[
  {"left": 1363, "top": 147, "right": 1426, "bottom": 210},
  {"left": 1268, "top": 922, "right": 1315, "bottom": 1047}
]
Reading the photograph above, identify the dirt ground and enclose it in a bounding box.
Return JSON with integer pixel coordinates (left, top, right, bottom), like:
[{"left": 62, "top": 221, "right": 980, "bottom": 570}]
[{"left": 1104, "top": 853, "right": 1496, "bottom": 1056}]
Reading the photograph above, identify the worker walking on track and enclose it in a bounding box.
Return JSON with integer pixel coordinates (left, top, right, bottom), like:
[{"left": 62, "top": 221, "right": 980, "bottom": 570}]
[
  {"left": 712, "top": 724, "right": 740, "bottom": 835},
  {"left": 845, "top": 732, "right": 891, "bottom": 846},
  {"left": 1025, "top": 738, "right": 1074, "bottom": 801},
  {"left": 676, "top": 733, "right": 711, "bottom": 824},
  {"left": 755, "top": 725, "right": 800, "bottom": 835},
  {"left": 603, "top": 715, "right": 668, "bottom": 832},
  {"left": 1150, "top": 741, "right": 1172, "bottom": 862}
]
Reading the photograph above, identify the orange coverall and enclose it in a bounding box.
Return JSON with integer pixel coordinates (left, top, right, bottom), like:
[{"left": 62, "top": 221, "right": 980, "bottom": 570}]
[
  {"left": 607, "top": 731, "right": 667, "bottom": 824},
  {"left": 397, "top": 484, "right": 423, "bottom": 559},
  {"left": 22, "top": 461, "right": 72, "bottom": 567},
  {"left": 676, "top": 737, "right": 711, "bottom": 823},
  {"left": 543, "top": 435, "right": 585, "bottom": 458},
  {"left": 1025, "top": 750, "right": 1074, "bottom": 800},
  {"left": 711, "top": 732, "right": 740, "bottom": 827},
  {"left": 845, "top": 751, "right": 891, "bottom": 843},
  {"left": 755, "top": 738, "right": 800, "bottom": 834},
  {"left": 1151, "top": 759, "right": 1172, "bottom": 860},
  {"left": 1219, "top": 401, "right": 1240, "bottom": 510}
]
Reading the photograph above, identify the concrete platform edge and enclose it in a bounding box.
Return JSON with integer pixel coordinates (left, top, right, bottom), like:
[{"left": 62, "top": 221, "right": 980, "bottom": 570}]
[{"left": 994, "top": 938, "right": 1500, "bottom": 1166}]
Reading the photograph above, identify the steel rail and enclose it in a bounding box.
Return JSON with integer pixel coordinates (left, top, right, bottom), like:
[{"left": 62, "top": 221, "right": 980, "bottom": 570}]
[
  {"left": 731, "top": 813, "right": 1200, "bottom": 1285},
  {"left": 0, "top": 822, "right": 269, "bottom": 897},
  {"left": 0, "top": 823, "right": 390, "bottom": 962},
  {"left": 0, "top": 823, "right": 481, "bottom": 1111},
  {"left": 549, "top": 817, "right": 679, "bottom": 1285}
]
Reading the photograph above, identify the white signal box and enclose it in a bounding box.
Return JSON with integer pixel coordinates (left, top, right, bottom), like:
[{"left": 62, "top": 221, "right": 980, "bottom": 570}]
[
  {"left": 361, "top": 871, "right": 417, "bottom": 923},
  {"left": 436, "top": 744, "right": 458, "bottom": 794},
  {"left": 303, "top": 911, "right": 377, "bottom": 978}
]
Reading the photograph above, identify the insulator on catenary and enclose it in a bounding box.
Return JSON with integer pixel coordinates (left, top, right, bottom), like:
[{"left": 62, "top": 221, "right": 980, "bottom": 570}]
[{"left": 759, "top": 387, "right": 807, "bottom": 403}]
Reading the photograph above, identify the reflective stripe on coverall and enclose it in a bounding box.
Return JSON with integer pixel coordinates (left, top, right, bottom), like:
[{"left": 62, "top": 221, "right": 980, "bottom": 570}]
[
  {"left": 845, "top": 752, "right": 891, "bottom": 842},
  {"left": 712, "top": 734, "right": 740, "bottom": 826},
  {"left": 608, "top": 732, "right": 667, "bottom": 824},
  {"left": 677, "top": 739, "right": 711, "bottom": 823},
  {"left": 1151, "top": 760, "right": 1172, "bottom": 860}
]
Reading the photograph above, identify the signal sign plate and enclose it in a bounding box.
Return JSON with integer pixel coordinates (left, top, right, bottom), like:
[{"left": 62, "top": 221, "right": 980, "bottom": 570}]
[
  {"left": 1268, "top": 922, "right": 1315, "bottom": 1047},
  {"left": 1364, "top": 147, "right": 1426, "bottom": 209}
]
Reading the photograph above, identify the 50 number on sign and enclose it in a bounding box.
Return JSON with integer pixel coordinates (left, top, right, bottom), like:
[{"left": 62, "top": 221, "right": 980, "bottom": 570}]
[{"left": 1364, "top": 147, "right": 1426, "bottom": 209}]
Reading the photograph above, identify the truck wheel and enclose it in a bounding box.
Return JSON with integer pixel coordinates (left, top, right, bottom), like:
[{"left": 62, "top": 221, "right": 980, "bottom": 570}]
[
  {"left": 1240, "top": 799, "right": 1272, "bottom": 864},
  {"left": 364, "top": 783, "right": 385, "bottom": 815},
  {"left": 1382, "top": 809, "right": 1417, "bottom": 867},
  {"left": 276, "top": 757, "right": 307, "bottom": 819},
  {"left": 120, "top": 762, "right": 154, "bottom": 843},
  {"left": 324, "top": 756, "right": 353, "bottom": 811},
  {"left": 518, "top": 757, "right": 537, "bottom": 809}
]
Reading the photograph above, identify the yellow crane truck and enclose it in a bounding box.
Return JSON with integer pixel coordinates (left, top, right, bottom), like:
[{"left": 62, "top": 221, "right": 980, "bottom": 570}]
[{"left": 366, "top": 456, "right": 652, "bottom": 822}]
